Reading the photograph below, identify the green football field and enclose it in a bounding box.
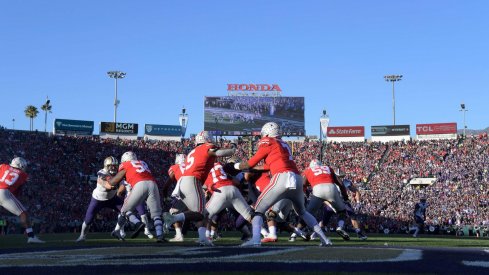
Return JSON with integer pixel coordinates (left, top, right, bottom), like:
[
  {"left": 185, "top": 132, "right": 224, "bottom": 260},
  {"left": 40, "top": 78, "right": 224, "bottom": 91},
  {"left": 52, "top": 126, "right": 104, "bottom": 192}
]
[{"left": 1, "top": 231, "right": 488, "bottom": 249}]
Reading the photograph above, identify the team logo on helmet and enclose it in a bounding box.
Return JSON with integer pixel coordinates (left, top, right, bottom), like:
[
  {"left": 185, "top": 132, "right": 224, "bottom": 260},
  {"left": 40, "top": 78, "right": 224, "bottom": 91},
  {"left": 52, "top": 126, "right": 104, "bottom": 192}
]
[
  {"left": 10, "top": 157, "right": 28, "bottom": 171},
  {"left": 121, "top": 151, "right": 137, "bottom": 163},
  {"left": 195, "top": 131, "right": 213, "bottom": 145},
  {"left": 261, "top": 122, "right": 280, "bottom": 137}
]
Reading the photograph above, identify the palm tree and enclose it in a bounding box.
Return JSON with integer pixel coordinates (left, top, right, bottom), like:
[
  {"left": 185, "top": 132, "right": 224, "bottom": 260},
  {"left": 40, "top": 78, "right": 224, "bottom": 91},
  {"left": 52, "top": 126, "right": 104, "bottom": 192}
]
[
  {"left": 41, "top": 97, "right": 52, "bottom": 132},
  {"left": 24, "top": 105, "right": 39, "bottom": 131}
]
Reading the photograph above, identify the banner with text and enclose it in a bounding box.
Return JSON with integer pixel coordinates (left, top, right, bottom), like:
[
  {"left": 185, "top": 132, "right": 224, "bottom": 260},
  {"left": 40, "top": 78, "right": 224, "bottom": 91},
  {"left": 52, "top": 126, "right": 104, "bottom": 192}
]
[
  {"left": 371, "top": 125, "right": 410, "bottom": 136},
  {"left": 54, "top": 119, "right": 94, "bottom": 135},
  {"left": 416, "top": 123, "right": 457, "bottom": 135},
  {"left": 145, "top": 124, "right": 182, "bottom": 136},
  {"left": 327, "top": 126, "right": 365, "bottom": 137},
  {"left": 100, "top": 122, "right": 138, "bottom": 134}
]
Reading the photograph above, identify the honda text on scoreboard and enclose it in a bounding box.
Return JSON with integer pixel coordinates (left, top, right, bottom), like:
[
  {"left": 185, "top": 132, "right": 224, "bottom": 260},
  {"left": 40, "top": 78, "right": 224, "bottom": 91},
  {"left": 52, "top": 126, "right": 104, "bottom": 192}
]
[{"left": 204, "top": 96, "right": 305, "bottom": 136}]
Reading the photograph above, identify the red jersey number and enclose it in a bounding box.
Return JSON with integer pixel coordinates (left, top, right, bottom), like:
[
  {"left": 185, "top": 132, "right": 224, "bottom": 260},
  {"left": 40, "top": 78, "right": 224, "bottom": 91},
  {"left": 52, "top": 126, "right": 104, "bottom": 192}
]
[
  {"left": 210, "top": 164, "right": 228, "bottom": 183},
  {"left": 131, "top": 160, "right": 151, "bottom": 173},
  {"left": 0, "top": 170, "right": 20, "bottom": 186},
  {"left": 312, "top": 166, "right": 331, "bottom": 176}
]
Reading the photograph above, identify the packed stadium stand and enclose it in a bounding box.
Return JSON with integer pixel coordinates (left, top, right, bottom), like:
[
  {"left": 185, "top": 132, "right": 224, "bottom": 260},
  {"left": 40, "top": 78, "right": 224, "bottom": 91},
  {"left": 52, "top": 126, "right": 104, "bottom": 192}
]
[{"left": 0, "top": 129, "right": 488, "bottom": 236}]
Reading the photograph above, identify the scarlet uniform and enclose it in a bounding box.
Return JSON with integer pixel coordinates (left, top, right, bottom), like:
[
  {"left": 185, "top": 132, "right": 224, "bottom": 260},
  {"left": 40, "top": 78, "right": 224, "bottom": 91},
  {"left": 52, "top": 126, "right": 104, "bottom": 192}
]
[
  {"left": 119, "top": 160, "right": 155, "bottom": 187},
  {"left": 303, "top": 166, "right": 334, "bottom": 188},
  {"left": 0, "top": 164, "right": 28, "bottom": 194},
  {"left": 0, "top": 164, "right": 28, "bottom": 215},
  {"left": 205, "top": 162, "right": 253, "bottom": 221},
  {"left": 255, "top": 172, "right": 271, "bottom": 193},
  {"left": 248, "top": 137, "right": 299, "bottom": 175},
  {"left": 204, "top": 162, "right": 234, "bottom": 194},
  {"left": 304, "top": 164, "right": 346, "bottom": 215},
  {"left": 183, "top": 143, "right": 217, "bottom": 182},
  {"left": 169, "top": 164, "right": 184, "bottom": 182}
]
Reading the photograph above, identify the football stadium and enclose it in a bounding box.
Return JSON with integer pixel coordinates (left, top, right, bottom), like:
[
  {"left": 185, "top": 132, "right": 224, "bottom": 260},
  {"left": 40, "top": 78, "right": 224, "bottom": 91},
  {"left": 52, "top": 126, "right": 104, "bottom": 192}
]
[{"left": 1, "top": 1, "right": 488, "bottom": 274}]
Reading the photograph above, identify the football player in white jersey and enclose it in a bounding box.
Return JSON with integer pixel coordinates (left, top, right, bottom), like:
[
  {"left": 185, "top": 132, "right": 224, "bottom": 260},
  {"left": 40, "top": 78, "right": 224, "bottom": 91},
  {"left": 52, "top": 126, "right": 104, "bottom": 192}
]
[
  {"left": 76, "top": 156, "right": 143, "bottom": 242},
  {"left": 413, "top": 197, "right": 428, "bottom": 237}
]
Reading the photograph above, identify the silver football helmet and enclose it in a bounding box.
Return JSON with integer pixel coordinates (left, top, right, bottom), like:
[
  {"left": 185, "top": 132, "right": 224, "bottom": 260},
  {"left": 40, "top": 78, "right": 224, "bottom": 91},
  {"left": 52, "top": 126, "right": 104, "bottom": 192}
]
[
  {"left": 195, "top": 131, "right": 213, "bottom": 145},
  {"left": 260, "top": 122, "right": 280, "bottom": 137},
  {"left": 309, "top": 159, "right": 322, "bottom": 168},
  {"left": 10, "top": 157, "right": 28, "bottom": 171},
  {"left": 121, "top": 151, "right": 137, "bottom": 163}
]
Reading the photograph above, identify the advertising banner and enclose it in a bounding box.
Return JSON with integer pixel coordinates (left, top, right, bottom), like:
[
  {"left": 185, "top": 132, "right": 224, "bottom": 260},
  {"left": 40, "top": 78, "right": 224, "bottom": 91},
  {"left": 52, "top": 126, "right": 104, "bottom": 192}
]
[
  {"left": 327, "top": 126, "right": 364, "bottom": 137},
  {"left": 54, "top": 119, "right": 94, "bottom": 135},
  {"left": 100, "top": 122, "right": 138, "bottom": 134},
  {"left": 416, "top": 123, "right": 457, "bottom": 135},
  {"left": 371, "top": 125, "right": 410, "bottom": 136},
  {"left": 145, "top": 124, "right": 182, "bottom": 136}
]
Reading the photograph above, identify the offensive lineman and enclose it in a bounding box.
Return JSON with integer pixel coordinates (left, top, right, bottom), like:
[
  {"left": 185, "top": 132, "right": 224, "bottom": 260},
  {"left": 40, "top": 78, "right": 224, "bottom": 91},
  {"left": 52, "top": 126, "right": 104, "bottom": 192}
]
[
  {"left": 0, "top": 157, "right": 45, "bottom": 243},
  {"left": 163, "top": 131, "right": 236, "bottom": 246},
  {"left": 234, "top": 122, "right": 332, "bottom": 247},
  {"left": 109, "top": 151, "right": 166, "bottom": 242}
]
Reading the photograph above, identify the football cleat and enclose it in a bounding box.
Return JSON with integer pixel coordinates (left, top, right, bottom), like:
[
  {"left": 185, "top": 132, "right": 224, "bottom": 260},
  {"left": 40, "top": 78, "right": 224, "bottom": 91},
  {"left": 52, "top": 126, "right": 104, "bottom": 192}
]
[
  {"left": 288, "top": 236, "right": 296, "bottom": 242},
  {"left": 156, "top": 235, "right": 168, "bottom": 243},
  {"left": 111, "top": 230, "right": 125, "bottom": 241},
  {"left": 130, "top": 222, "right": 146, "bottom": 239},
  {"left": 75, "top": 235, "right": 86, "bottom": 242},
  {"left": 319, "top": 238, "right": 333, "bottom": 247},
  {"left": 357, "top": 232, "right": 368, "bottom": 240},
  {"left": 310, "top": 232, "right": 318, "bottom": 241},
  {"left": 299, "top": 232, "right": 311, "bottom": 241},
  {"left": 27, "top": 236, "right": 45, "bottom": 244},
  {"left": 144, "top": 229, "right": 154, "bottom": 239},
  {"left": 163, "top": 212, "right": 175, "bottom": 231},
  {"left": 199, "top": 239, "right": 215, "bottom": 247},
  {"left": 336, "top": 227, "right": 350, "bottom": 241},
  {"left": 240, "top": 239, "right": 261, "bottom": 247},
  {"left": 169, "top": 235, "right": 184, "bottom": 242},
  {"left": 261, "top": 236, "right": 278, "bottom": 243}
]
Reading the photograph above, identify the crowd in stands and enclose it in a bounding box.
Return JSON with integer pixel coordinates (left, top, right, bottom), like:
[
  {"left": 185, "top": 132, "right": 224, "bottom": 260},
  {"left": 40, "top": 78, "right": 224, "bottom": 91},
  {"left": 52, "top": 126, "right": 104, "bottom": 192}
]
[{"left": 1, "top": 129, "right": 488, "bottom": 236}]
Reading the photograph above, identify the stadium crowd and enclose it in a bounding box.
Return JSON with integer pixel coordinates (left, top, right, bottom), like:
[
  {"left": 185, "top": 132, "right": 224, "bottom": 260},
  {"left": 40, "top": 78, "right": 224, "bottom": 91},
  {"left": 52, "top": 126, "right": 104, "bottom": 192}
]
[{"left": 0, "top": 129, "right": 488, "bottom": 236}]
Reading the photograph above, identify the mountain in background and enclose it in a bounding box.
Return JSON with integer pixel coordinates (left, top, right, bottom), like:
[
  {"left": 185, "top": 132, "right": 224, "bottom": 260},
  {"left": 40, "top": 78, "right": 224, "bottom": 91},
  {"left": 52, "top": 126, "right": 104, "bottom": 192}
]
[{"left": 457, "top": 127, "right": 489, "bottom": 135}]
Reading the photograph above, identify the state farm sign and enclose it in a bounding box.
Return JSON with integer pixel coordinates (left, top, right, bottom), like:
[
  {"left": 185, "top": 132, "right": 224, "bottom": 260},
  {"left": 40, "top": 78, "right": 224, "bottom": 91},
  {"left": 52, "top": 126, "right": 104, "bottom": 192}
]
[
  {"left": 327, "top": 126, "right": 365, "bottom": 137},
  {"left": 227, "top": 84, "right": 282, "bottom": 92},
  {"left": 416, "top": 123, "right": 457, "bottom": 135}
]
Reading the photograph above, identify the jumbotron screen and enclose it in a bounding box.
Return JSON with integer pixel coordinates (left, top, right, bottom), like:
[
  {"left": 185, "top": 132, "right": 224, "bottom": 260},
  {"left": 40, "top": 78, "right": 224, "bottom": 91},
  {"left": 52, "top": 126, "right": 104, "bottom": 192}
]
[{"left": 204, "top": 96, "right": 305, "bottom": 136}]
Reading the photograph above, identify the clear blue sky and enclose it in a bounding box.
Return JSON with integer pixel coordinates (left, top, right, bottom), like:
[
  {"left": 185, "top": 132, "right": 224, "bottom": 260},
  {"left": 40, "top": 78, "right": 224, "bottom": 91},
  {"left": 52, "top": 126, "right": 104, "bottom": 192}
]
[{"left": 1, "top": 1, "right": 488, "bottom": 137}]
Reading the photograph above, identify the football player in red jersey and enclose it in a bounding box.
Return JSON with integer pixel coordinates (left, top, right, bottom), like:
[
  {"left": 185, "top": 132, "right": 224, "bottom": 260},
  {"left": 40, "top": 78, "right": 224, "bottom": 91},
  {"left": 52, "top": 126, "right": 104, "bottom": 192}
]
[
  {"left": 0, "top": 157, "right": 45, "bottom": 243},
  {"left": 163, "top": 131, "right": 236, "bottom": 246},
  {"left": 108, "top": 151, "right": 166, "bottom": 242},
  {"left": 204, "top": 161, "right": 253, "bottom": 242},
  {"left": 163, "top": 154, "right": 187, "bottom": 242},
  {"left": 300, "top": 159, "right": 350, "bottom": 240},
  {"left": 235, "top": 122, "right": 332, "bottom": 247}
]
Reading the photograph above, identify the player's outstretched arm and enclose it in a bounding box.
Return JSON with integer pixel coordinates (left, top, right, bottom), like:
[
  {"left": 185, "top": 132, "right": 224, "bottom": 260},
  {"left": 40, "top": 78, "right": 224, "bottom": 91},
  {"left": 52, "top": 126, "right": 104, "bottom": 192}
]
[{"left": 109, "top": 170, "right": 127, "bottom": 187}]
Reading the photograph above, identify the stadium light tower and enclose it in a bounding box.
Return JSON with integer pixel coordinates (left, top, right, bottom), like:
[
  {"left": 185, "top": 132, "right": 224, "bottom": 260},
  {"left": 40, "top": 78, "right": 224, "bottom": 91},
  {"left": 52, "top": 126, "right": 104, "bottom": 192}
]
[
  {"left": 179, "top": 106, "right": 188, "bottom": 138},
  {"left": 12, "top": 118, "right": 15, "bottom": 130},
  {"left": 384, "top": 74, "right": 403, "bottom": 125},
  {"left": 460, "top": 102, "right": 468, "bottom": 137},
  {"left": 319, "top": 109, "right": 329, "bottom": 163},
  {"left": 107, "top": 71, "right": 126, "bottom": 124}
]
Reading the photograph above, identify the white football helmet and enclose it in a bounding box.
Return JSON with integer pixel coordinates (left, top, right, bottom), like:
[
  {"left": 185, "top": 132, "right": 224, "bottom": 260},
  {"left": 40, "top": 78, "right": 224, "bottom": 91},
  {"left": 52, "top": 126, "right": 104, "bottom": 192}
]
[
  {"left": 261, "top": 122, "right": 280, "bottom": 137},
  {"left": 309, "top": 159, "right": 322, "bottom": 168},
  {"left": 104, "top": 156, "right": 119, "bottom": 175},
  {"left": 175, "top": 154, "right": 186, "bottom": 165},
  {"left": 10, "top": 157, "right": 27, "bottom": 171},
  {"left": 121, "top": 151, "right": 137, "bottom": 163},
  {"left": 195, "top": 131, "right": 213, "bottom": 145}
]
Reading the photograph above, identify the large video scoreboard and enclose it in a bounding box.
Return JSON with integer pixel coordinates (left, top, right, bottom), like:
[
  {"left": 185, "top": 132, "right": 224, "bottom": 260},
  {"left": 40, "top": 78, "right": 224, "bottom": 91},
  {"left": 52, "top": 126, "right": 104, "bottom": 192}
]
[{"left": 204, "top": 96, "right": 305, "bottom": 136}]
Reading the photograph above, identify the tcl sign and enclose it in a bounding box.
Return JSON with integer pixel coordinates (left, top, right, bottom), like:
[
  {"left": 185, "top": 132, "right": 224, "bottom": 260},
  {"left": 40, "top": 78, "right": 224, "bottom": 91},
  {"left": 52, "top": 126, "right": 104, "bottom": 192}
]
[
  {"left": 416, "top": 123, "right": 457, "bottom": 135},
  {"left": 327, "top": 126, "right": 365, "bottom": 137},
  {"left": 227, "top": 84, "right": 282, "bottom": 92}
]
